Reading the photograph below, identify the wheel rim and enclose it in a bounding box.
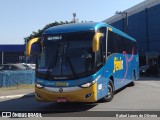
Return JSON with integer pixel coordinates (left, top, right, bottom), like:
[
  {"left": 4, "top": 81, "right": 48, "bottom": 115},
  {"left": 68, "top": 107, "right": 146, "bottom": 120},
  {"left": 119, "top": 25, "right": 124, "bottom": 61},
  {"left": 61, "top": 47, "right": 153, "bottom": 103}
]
[{"left": 107, "top": 84, "right": 113, "bottom": 98}]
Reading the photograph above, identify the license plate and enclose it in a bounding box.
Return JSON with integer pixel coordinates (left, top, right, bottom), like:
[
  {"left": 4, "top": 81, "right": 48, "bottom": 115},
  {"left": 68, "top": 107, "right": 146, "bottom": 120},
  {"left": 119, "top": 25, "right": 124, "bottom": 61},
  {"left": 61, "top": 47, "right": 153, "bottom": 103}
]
[
  {"left": 56, "top": 98, "right": 67, "bottom": 102},
  {"left": 142, "top": 70, "right": 145, "bottom": 72}
]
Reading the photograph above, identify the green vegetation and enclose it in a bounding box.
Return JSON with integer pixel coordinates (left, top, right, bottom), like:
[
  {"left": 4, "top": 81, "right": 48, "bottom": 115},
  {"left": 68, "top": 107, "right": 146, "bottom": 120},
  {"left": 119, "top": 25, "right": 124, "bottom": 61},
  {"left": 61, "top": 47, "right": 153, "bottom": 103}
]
[{"left": 24, "top": 21, "right": 74, "bottom": 42}]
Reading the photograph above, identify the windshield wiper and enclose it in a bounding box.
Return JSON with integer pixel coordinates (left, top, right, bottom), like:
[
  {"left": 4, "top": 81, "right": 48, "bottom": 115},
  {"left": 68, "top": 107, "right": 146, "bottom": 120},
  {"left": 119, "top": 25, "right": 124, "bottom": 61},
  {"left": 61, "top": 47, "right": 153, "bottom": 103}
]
[
  {"left": 82, "top": 50, "right": 93, "bottom": 72},
  {"left": 66, "top": 56, "right": 78, "bottom": 78},
  {"left": 45, "top": 44, "right": 60, "bottom": 79}
]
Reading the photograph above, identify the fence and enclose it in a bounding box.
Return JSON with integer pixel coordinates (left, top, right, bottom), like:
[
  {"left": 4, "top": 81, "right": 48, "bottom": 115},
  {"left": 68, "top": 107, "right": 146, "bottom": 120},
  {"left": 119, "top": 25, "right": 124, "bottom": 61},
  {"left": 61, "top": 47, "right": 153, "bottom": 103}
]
[{"left": 0, "top": 70, "right": 35, "bottom": 87}]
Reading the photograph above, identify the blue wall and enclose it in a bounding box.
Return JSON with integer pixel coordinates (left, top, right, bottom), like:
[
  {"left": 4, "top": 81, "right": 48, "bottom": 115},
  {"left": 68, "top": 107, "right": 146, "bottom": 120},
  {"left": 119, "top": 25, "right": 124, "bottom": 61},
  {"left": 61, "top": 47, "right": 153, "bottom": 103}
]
[
  {"left": 0, "top": 44, "right": 38, "bottom": 64},
  {"left": 0, "top": 45, "right": 25, "bottom": 52},
  {"left": 147, "top": 4, "right": 160, "bottom": 53},
  {"left": 110, "top": 4, "right": 160, "bottom": 56}
]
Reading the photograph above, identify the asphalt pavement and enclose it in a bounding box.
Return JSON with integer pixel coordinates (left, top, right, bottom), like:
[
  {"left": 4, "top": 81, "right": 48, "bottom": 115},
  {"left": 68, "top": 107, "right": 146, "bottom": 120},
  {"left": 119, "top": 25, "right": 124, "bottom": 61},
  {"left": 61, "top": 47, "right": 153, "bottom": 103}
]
[{"left": 0, "top": 87, "right": 34, "bottom": 99}]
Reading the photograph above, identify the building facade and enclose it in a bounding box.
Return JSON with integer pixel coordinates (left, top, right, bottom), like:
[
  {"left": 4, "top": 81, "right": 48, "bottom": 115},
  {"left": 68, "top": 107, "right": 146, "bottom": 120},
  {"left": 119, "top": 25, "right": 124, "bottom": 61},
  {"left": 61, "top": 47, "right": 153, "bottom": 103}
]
[
  {"left": 0, "top": 45, "right": 37, "bottom": 64},
  {"left": 104, "top": 0, "right": 160, "bottom": 68}
]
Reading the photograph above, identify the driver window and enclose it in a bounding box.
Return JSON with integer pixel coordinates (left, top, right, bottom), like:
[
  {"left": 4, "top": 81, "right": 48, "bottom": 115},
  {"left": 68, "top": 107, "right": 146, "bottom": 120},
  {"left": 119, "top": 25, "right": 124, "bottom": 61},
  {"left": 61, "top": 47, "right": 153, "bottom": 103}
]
[
  {"left": 96, "top": 27, "right": 107, "bottom": 65},
  {"left": 96, "top": 41, "right": 103, "bottom": 67},
  {"left": 98, "top": 27, "right": 106, "bottom": 54}
]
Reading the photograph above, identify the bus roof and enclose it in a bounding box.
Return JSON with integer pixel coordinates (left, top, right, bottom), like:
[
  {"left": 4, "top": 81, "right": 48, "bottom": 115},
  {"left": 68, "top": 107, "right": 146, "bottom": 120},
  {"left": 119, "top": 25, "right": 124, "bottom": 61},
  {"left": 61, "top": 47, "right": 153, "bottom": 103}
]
[{"left": 43, "top": 22, "right": 136, "bottom": 42}]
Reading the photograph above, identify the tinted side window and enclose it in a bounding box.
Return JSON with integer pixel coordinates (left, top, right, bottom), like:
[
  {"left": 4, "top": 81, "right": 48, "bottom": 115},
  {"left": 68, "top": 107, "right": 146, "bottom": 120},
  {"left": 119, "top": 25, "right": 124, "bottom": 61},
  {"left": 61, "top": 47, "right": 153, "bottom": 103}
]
[
  {"left": 12, "top": 66, "right": 18, "bottom": 70},
  {"left": 98, "top": 27, "right": 106, "bottom": 54},
  {"left": 115, "top": 34, "right": 123, "bottom": 53},
  {"left": 107, "top": 31, "right": 116, "bottom": 55},
  {"left": 125, "top": 38, "right": 137, "bottom": 55},
  {"left": 3, "top": 65, "right": 9, "bottom": 70},
  {"left": 107, "top": 31, "right": 137, "bottom": 55},
  {"left": 96, "top": 42, "right": 103, "bottom": 67}
]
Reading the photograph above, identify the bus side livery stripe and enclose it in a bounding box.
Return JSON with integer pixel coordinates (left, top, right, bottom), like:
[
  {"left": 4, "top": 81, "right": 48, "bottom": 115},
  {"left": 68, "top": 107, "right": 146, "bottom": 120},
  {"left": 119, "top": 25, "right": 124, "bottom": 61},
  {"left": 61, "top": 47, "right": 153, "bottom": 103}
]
[{"left": 121, "top": 47, "right": 134, "bottom": 82}]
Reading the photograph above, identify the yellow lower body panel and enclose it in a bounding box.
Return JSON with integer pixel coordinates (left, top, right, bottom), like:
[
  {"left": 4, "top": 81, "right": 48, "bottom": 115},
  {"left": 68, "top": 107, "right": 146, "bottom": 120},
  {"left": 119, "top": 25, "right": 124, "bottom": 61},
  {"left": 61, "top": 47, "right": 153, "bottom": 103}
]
[{"left": 35, "top": 83, "right": 97, "bottom": 102}]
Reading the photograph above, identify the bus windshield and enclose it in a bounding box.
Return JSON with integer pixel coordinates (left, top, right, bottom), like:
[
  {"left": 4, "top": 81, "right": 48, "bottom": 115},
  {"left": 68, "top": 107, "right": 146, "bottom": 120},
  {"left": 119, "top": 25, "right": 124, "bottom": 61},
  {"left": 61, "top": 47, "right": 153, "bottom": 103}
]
[{"left": 37, "top": 31, "right": 96, "bottom": 80}]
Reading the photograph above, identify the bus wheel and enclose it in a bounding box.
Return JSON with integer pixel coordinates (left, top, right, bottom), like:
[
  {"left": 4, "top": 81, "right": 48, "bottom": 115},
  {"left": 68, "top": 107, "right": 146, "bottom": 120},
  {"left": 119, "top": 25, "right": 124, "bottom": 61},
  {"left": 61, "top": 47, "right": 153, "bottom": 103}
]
[
  {"left": 102, "top": 79, "right": 115, "bottom": 102},
  {"left": 129, "top": 73, "right": 136, "bottom": 86}
]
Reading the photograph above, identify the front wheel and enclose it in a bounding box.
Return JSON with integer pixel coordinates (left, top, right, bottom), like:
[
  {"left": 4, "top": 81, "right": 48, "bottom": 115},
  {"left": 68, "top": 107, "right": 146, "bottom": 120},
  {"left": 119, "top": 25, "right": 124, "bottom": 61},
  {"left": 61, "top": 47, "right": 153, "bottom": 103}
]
[{"left": 102, "top": 79, "right": 115, "bottom": 102}]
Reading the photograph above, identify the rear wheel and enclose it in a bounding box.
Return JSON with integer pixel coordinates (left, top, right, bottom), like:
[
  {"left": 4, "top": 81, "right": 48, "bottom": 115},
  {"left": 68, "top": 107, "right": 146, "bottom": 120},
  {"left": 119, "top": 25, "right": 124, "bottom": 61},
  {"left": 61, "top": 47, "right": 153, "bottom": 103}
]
[
  {"left": 102, "top": 79, "right": 115, "bottom": 102},
  {"left": 129, "top": 72, "right": 136, "bottom": 86}
]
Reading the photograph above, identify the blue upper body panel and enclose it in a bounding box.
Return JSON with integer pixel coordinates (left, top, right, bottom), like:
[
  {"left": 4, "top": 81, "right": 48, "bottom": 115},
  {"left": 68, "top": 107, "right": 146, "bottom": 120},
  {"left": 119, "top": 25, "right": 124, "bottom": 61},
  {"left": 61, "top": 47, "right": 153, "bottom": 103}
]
[
  {"left": 43, "top": 22, "right": 136, "bottom": 42},
  {"left": 43, "top": 22, "right": 104, "bottom": 34}
]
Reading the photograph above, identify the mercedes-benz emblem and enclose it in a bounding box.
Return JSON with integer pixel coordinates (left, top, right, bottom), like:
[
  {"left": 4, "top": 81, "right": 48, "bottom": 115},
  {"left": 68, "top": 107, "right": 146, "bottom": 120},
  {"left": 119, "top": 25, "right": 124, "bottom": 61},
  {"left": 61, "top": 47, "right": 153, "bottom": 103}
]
[{"left": 59, "top": 88, "right": 63, "bottom": 93}]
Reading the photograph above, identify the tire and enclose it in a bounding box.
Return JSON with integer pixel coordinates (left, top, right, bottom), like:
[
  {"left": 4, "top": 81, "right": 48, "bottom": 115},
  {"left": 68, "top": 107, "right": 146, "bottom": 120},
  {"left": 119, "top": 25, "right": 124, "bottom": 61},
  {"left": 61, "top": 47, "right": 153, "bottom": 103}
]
[
  {"left": 129, "top": 72, "right": 136, "bottom": 86},
  {"left": 145, "top": 73, "right": 149, "bottom": 77},
  {"left": 102, "top": 79, "right": 115, "bottom": 102}
]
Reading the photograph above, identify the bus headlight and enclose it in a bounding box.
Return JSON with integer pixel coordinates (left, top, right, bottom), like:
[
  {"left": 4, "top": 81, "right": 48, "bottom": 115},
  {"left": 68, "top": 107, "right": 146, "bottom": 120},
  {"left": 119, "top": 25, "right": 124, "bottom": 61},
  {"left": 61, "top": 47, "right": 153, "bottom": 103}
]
[
  {"left": 81, "top": 82, "right": 93, "bottom": 88},
  {"left": 80, "top": 75, "right": 101, "bottom": 88},
  {"left": 36, "top": 83, "right": 44, "bottom": 88}
]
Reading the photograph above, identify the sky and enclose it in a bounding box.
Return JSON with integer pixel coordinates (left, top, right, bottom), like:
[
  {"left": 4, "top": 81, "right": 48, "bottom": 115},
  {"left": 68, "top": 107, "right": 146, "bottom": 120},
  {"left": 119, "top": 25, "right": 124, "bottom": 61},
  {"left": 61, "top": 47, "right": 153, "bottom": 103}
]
[{"left": 0, "top": 0, "right": 145, "bottom": 44}]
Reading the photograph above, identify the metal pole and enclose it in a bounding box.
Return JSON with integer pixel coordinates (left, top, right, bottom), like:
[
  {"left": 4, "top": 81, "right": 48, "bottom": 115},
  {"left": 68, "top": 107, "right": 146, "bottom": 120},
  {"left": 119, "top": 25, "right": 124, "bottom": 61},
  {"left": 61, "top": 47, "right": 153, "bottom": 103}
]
[
  {"left": 73, "top": 13, "right": 76, "bottom": 23},
  {"left": 125, "top": 12, "right": 128, "bottom": 34},
  {"left": 145, "top": 8, "right": 149, "bottom": 52},
  {"left": 25, "top": 40, "right": 28, "bottom": 64},
  {"left": 115, "top": 11, "right": 128, "bottom": 33},
  {"left": 146, "top": 55, "right": 148, "bottom": 65},
  {"left": 2, "top": 51, "right": 4, "bottom": 65},
  {"left": 122, "top": 18, "right": 125, "bottom": 33}
]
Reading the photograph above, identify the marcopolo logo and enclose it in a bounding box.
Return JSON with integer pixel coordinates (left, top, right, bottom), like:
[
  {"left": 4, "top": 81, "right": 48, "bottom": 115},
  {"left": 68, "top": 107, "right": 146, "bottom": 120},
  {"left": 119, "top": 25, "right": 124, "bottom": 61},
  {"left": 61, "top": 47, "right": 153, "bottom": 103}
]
[
  {"left": 47, "top": 36, "right": 62, "bottom": 41},
  {"left": 59, "top": 88, "right": 63, "bottom": 93}
]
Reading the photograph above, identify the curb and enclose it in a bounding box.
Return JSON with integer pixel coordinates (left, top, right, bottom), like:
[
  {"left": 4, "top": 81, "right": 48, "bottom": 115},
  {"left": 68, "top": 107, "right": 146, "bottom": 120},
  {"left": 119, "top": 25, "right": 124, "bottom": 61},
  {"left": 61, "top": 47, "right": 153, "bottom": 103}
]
[
  {"left": 139, "top": 77, "right": 160, "bottom": 81},
  {"left": 0, "top": 93, "right": 35, "bottom": 100}
]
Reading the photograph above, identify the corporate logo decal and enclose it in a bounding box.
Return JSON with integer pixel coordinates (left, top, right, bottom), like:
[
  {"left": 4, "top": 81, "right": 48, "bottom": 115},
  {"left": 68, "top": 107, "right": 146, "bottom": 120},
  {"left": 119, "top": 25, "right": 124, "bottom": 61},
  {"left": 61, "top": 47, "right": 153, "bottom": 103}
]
[
  {"left": 113, "top": 57, "right": 123, "bottom": 73},
  {"left": 59, "top": 88, "right": 63, "bottom": 93},
  {"left": 47, "top": 36, "right": 62, "bottom": 41},
  {"left": 112, "top": 47, "right": 135, "bottom": 83},
  {"left": 55, "top": 82, "right": 69, "bottom": 87},
  {"left": 121, "top": 47, "right": 134, "bottom": 82}
]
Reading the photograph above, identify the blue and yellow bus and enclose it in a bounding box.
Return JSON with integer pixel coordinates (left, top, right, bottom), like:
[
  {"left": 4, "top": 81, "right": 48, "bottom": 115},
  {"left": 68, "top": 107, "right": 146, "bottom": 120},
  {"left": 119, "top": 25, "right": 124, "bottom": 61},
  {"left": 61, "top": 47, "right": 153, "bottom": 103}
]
[{"left": 26, "top": 22, "right": 139, "bottom": 102}]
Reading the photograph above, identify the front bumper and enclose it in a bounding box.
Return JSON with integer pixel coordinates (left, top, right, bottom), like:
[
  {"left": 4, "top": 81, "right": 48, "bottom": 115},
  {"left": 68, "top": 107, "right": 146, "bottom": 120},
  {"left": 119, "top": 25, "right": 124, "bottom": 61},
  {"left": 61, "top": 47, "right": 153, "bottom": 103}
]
[{"left": 35, "top": 83, "right": 97, "bottom": 102}]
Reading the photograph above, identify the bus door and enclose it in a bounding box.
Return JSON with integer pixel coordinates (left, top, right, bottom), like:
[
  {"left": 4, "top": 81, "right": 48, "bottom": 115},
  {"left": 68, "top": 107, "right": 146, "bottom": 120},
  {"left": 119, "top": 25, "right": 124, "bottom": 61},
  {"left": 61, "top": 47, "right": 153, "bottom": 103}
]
[{"left": 95, "top": 27, "right": 109, "bottom": 99}]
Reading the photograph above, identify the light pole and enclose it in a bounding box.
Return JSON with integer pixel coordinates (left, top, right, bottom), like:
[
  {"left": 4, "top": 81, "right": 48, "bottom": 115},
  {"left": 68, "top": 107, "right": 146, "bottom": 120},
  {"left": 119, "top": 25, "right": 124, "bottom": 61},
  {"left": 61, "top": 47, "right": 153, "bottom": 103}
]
[
  {"left": 115, "top": 11, "right": 128, "bottom": 33},
  {"left": 73, "top": 13, "right": 76, "bottom": 23}
]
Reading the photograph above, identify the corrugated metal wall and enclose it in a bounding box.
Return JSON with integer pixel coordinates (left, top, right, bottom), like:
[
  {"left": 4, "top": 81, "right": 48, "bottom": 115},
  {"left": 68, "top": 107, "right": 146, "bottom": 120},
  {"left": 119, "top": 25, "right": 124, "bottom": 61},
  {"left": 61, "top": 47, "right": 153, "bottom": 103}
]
[
  {"left": 108, "top": 4, "right": 160, "bottom": 66},
  {"left": 0, "top": 44, "right": 38, "bottom": 64},
  {"left": 110, "top": 4, "right": 160, "bottom": 56}
]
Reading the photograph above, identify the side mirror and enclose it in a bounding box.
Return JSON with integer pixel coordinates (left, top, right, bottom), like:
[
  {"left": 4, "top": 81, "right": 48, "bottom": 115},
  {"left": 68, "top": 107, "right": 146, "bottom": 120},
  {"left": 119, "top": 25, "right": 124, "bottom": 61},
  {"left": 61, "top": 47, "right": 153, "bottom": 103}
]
[
  {"left": 26, "top": 37, "right": 39, "bottom": 56},
  {"left": 92, "top": 33, "right": 103, "bottom": 52}
]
